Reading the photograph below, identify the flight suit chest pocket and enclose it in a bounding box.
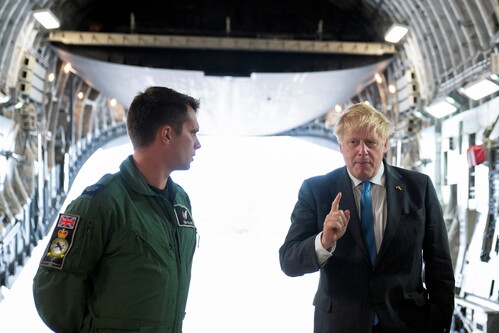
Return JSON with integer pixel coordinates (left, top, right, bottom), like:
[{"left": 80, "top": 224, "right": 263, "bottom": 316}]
[{"left": 130, "top": 221, "right": 174, "bottom": 263}]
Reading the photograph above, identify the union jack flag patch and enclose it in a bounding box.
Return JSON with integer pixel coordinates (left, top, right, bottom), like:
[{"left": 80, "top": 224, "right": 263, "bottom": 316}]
[{"left": 57, "top": 214, "right": 79, "bottom": 229}]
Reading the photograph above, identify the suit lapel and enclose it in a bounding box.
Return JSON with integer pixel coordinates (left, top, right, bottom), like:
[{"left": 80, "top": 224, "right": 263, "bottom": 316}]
[
  {"left": 333, "top": 168, "right": 369, "bottom": 262},
  {"left": 377, "top": 163, "right": 404, "bottom": 263},
  {"left": 332, "top": 164, "right": 406, "bottom": 266}
]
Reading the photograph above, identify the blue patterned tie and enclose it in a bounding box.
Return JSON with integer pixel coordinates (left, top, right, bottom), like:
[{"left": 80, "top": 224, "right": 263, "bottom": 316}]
[
  {"left": 360, "top": 181, "right": 376, "bottom": 265},
  {"left": 360, "top": 181, "right": 379, "bottom": 324}
]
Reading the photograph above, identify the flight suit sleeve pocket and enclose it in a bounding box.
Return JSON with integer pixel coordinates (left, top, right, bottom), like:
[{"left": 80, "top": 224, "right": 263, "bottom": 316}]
[{"left": 40, "top": 213, "right": 100, "bottom": 272}]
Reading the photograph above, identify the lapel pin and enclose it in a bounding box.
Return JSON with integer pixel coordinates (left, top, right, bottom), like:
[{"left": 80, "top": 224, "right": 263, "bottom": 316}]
[{"left": 395, "top": 186, "right": 402, "bottom": 191}]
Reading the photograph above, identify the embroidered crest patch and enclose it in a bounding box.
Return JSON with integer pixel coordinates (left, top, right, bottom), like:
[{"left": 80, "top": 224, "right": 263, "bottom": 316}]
[
  {"left": 174, "top": 205, "right": 195, "bottom": 228},
  {"left": 40, "top": 213, "right": 80, "bottom": 269}
]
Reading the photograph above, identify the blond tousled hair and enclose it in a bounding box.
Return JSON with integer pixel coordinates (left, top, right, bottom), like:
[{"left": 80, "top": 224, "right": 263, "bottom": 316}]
[{"left": 334, "top": 103, "right": 394, "bottom": 142}]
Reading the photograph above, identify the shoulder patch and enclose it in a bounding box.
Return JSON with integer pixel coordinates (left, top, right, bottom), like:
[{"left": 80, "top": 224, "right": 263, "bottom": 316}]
[
  {"left": 174, "top": 204, "right": 195, "bottom": 228},
  {"left": 82, "top": 183, "right": 106, "bottom": 196},
  {"left": 40, "top": 213, "right": 81, "bottom": 269},
  {"left": 81, "top": 173, "right": 115, "bottom": 196}
]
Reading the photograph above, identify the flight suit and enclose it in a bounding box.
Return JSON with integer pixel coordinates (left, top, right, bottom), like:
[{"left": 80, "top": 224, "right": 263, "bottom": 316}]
[{"left": 33, "top": 156, "right": 197, "bottom": 332}]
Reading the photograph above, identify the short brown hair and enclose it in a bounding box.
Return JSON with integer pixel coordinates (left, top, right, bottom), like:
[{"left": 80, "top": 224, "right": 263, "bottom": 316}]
[{"left": 126, "top": 86, "right": 200, "bottom": 148}]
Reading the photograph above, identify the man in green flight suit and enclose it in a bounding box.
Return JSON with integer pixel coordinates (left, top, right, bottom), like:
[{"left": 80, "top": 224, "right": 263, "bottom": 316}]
[{"left": 33, "top": 86, "right": 202, "bottom": 332}]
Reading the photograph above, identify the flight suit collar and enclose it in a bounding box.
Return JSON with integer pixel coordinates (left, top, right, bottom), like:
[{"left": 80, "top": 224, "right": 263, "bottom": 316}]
[{"left": 120, "top": 155, "right": 176, "bottom": 199}]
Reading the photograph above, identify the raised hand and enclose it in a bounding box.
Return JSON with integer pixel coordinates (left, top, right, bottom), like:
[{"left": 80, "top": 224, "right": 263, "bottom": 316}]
[{"left": 321, "top": 192, "right": 351, "bottom": 251}]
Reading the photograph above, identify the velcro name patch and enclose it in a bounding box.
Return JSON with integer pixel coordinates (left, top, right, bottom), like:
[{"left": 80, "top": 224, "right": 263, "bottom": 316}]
[{"left": 174, "top": 205, "right": 195, "bottom": 228}]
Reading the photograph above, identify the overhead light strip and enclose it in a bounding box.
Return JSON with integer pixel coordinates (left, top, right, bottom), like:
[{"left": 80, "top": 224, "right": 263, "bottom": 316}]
[
  {"left": 425, "top": 97, "right": 459, "bottom": 119},
  {"left": 459, "top": 77, "right": 499, "bottom": 100},
  {"left": 384, "top": 24, "right": 408, "bottom": 44},
  {"left": 33, "top": 9, "right": 60, "bottom": 30}
]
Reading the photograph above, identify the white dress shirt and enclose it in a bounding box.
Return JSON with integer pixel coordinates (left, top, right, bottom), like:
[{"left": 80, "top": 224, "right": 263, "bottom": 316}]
[{"left": 315, "top": 163, "right": 387, "bottom": 265}]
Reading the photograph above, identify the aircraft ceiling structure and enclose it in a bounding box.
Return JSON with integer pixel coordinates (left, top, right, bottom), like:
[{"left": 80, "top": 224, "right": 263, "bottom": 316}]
[
  {"left": 42, "top": 0, "right": 398, "bottom": 136},
  {"left": 54, "top": 48, "right": 390, "bottom": 136},
  {"left": 44, "top": 0, "right": 497, "bottom": 109}
]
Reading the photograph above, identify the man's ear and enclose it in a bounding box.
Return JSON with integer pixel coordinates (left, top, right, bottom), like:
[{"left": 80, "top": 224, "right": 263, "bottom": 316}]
[
  {"left": 160, "top": 125, "right": 173, "bottom": 143},
  {"left": 382, "top": 138, "right": 389, "bottom": 154}
]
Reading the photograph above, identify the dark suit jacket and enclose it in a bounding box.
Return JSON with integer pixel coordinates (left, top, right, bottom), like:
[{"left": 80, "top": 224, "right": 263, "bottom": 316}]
[{"left": 279, "top": 161, "right": 455, "bottom": 333}]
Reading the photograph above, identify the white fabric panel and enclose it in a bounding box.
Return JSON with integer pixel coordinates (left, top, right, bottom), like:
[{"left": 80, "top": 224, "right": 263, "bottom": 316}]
[{"left": 55, "top": 48, "right": 390, "bottom": 136}]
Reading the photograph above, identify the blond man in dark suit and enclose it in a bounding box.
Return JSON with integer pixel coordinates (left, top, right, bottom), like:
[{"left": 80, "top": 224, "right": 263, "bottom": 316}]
[{"left": 280, "top": 103, "right": 454, "bottom": 333}]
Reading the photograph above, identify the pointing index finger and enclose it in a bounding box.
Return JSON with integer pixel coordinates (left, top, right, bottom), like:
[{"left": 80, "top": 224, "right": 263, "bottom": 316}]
[{"left": 331, "top": 192, "right": 342, "bottom": 213}]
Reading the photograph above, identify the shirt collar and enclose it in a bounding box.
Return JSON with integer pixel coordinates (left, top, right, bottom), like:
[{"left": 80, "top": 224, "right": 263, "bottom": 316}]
[{"left": 347, "top": 161, "right": 385, "bottom": 188}]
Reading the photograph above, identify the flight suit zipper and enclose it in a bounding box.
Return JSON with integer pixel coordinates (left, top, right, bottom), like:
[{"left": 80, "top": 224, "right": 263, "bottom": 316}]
[{"left": 157, "top": 195, "right": 184, "bottom": 332}]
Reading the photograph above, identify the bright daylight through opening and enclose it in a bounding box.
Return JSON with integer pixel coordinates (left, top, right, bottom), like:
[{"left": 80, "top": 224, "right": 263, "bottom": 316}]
[{"left": 0, "top": 135, "right": 343, "bottom": 333}]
